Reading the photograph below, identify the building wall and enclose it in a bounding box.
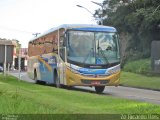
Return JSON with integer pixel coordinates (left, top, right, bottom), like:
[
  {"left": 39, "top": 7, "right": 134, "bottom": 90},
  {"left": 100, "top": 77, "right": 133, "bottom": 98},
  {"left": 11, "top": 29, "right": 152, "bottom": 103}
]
[{"left": 0, "top": 39, "right": 28, "bottom": 71}]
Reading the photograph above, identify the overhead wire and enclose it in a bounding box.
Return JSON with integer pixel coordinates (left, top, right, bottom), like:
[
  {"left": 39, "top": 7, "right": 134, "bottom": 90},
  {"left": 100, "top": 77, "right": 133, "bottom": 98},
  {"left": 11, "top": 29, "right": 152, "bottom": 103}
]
[{"left": 0, "top": 25, "right": 37, "bottom": 34}]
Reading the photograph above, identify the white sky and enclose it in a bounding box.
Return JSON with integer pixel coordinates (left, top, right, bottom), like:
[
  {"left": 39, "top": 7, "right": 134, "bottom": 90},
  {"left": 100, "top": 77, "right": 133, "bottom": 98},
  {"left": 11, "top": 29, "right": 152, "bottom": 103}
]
[{"left": 0, "top": 0, "right": 103, "bottom": 48}]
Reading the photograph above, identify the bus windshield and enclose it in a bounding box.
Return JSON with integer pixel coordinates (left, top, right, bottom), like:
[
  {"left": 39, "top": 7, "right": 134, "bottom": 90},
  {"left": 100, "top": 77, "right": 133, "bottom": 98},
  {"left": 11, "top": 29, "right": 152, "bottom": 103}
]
[{"left": 67, "top": 30, "right": 120, "bottom": 65}]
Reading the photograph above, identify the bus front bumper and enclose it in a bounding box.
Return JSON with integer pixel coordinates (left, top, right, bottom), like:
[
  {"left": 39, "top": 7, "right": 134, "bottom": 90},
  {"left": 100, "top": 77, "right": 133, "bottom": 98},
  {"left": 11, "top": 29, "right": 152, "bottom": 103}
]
[{"left": 66, "top": 68, "right": 120, "bottom": 86}]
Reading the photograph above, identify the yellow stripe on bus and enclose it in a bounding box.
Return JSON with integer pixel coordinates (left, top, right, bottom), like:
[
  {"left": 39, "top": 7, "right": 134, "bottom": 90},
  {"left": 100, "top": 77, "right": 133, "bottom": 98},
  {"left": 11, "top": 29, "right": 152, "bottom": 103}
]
[{"left": 37, "top": 56, "right": 52, "bottom": 72}]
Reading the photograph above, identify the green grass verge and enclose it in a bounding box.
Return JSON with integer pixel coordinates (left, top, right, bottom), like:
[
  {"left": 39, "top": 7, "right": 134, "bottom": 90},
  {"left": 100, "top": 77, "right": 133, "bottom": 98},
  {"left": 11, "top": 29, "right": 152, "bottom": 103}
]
[
  {"left": 121, "top": 72, "right": 160, "bottom": 90},
  {"left": 0, "top": 74, "right": 160, "bottom": 119},
  {"left": 123, "top": 59, "right": 151, "bottom": 74}
]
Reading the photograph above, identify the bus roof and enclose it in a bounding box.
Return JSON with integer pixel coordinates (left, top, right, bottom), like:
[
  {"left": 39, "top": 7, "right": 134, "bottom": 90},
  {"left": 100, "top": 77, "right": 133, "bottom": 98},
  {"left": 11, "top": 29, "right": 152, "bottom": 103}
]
[{"left": 30, "top": 24, "right": 117, "bottom": 42}]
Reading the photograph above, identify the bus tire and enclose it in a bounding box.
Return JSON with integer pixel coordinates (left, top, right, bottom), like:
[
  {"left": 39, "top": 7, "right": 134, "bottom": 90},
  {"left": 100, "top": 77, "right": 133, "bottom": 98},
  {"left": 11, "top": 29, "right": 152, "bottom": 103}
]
[
  {"left": 34, "top": 69, "right": 39, "bottom": 84},
  {"left": 54, "top": 71, "right": 60, "bottom": 88},
  {"left": 95, "top": 86, "right": 105, "bottom": 93},
  {"left": 34, "top": 70, "right": 45, "bottom": 85}
]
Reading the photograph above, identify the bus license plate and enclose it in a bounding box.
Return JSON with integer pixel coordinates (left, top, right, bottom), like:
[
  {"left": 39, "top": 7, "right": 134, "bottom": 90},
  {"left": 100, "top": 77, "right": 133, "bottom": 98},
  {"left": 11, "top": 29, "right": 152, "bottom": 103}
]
[{"left": 91, "top": 81, "right": 100, "bottom": 85}]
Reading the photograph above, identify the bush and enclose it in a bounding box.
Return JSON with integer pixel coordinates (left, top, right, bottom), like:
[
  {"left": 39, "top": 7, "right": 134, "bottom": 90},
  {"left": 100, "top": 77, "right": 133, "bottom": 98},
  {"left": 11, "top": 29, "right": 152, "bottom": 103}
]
[{"left": 123, "top": 58, "right": 151, "bottom": 75}]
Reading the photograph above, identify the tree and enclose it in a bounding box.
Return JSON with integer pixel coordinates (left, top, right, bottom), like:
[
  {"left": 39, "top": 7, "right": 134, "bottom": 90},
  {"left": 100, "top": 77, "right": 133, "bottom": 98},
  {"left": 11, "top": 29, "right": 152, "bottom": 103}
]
[{"left": 95, "top": 0, "right": 160, "bottom": 63}]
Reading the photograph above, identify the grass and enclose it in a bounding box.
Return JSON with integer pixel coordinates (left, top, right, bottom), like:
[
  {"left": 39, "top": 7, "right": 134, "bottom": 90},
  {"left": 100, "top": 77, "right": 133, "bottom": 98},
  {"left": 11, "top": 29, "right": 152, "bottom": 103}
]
[
  {"left": 120, "top": 71, "right": 160, "bottom": 90},
  {"left": 0, "top": 74, "right": 160, "bottom": 118},
  {"left": 121, "top": 58, "right": 160, "bottom": 90},
  {"left": 123, "top": 58, "right": 151, "bottom": 74}
]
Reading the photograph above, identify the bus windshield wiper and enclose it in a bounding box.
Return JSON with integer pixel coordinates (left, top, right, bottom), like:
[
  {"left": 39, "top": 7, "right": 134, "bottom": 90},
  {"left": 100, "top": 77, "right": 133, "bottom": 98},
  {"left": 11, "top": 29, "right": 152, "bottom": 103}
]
[{"left": 83, "top": 48, "right": 94, "bottom": 64}]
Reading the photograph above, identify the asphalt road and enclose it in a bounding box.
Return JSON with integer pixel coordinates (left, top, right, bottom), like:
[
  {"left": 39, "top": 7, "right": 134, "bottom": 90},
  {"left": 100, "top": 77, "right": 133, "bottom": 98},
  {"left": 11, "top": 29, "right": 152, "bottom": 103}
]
[{"left": 9, "top": 70, "right": 160, "bottom": 105}]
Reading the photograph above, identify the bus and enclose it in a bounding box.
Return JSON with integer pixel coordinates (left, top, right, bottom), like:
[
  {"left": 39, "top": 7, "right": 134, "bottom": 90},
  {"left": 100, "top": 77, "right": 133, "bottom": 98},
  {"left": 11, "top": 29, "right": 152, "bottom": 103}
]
[{"left": 27, "top": 24, "right": 120, "bottom": 93}]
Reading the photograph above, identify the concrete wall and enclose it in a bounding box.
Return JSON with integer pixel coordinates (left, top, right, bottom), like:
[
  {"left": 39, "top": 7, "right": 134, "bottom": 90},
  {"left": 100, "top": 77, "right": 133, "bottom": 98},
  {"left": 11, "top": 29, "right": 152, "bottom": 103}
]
[{"left": 151, "top": 41, "right": 160, "bottom": 73}]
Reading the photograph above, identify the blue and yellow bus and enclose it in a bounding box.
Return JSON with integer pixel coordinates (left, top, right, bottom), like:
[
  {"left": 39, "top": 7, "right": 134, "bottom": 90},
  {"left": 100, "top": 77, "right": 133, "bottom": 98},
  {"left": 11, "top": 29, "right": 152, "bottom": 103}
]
[{"left": 27, "top": 24, "right": 120, "bottom": 93}]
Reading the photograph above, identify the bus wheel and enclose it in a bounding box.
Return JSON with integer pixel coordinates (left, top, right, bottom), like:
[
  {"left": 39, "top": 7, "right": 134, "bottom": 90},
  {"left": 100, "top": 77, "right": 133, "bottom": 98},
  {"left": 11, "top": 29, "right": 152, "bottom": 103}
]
[
  {"left": 54, "top": 72, "right": 60, "bottom": 88},
  {"left": 34, "top": 70, "right": 39, "bottom": 84},
  {"left": 95, "top": 86, "right": 105, "bottom": 93}
]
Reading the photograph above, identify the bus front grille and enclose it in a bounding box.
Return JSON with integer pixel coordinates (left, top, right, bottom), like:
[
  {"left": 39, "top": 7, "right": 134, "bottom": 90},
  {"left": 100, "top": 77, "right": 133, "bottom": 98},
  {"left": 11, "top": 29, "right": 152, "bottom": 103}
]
[{"left": 81, "top": 79, "right": 109, "bottom": 85}]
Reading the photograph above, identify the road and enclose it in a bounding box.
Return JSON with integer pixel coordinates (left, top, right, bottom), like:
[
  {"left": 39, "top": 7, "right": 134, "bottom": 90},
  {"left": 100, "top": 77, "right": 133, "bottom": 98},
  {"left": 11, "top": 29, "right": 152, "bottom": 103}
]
[{"left": 9, "top": 70, "right": 160, "bottom": 105}]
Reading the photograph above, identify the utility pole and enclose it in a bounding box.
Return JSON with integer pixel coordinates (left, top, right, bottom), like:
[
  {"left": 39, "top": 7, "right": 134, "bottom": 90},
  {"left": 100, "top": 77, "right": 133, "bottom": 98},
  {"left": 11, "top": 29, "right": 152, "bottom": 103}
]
[
  {"left": 4, "top": 45, "right": 7, "bottom": 76},
  {"left": 18, "top": 44, "right": 21, "bottom": 80},
  {"left": 32, "top": 33, "right": 40, "bottom": 37},
  {"left": 76, "top": 5, "right": 99, "bottom": 24},
  {"left": 91, "top": 1, "right": 104, "bottom": 25},
  {"left": 76, "top": 5, "right": 94, "bottom": 15}
]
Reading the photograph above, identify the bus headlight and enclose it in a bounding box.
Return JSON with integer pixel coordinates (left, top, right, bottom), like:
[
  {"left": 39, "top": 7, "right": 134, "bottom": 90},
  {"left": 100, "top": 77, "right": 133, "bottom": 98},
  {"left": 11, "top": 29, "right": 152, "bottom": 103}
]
[
  {"left": 69, "top": 64, "right": 80, "bottom": 74},
  {"left": 70, "top": 68, "right": 80, "bottom": 74},
  {"left": 107, "top": 64, "right": 120, "bottom": 75}
]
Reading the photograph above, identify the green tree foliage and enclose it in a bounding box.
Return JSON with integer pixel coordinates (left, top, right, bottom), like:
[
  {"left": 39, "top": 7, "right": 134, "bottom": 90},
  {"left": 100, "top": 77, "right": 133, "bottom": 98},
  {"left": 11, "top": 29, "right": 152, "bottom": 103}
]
[{"left": 96, "top": 0, "right": 160, "bottom": 61}]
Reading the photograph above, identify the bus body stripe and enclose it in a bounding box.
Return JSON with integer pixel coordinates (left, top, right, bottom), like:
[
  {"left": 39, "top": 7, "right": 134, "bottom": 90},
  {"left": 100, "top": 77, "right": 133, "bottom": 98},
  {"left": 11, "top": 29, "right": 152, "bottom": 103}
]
[{"left": 37, "top": 56, "right": 52, "bottom": 72}]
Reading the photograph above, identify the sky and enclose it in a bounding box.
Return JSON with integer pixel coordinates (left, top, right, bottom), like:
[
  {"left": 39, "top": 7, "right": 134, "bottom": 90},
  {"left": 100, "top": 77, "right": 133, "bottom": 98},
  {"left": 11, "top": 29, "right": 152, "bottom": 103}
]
[{"left": 0, "top": 0, "right": 103, "bottom": 48}]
